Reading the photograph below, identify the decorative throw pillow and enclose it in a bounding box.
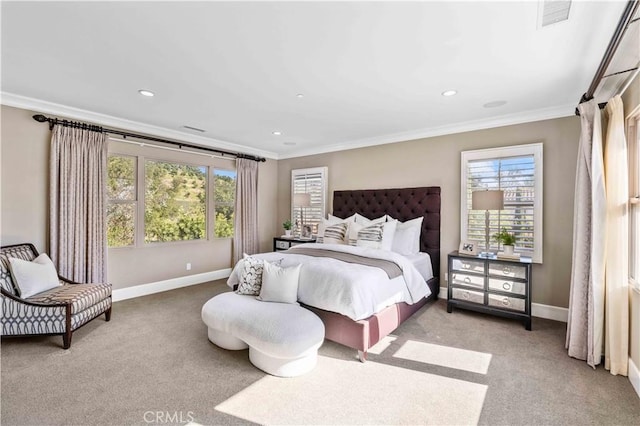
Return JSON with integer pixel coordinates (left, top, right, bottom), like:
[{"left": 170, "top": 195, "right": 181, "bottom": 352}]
[
  {"left": 316, "top": 221, "right": 349, "bottom": 244},
  {"left": 390, "top": 216, "right": 424, "bottom": 255},
  {"left": 355, "top": 220, "right": 397, "bottom": 250},
  {"left": 257, "top": 261, "right": 302, "bottom": 304},
  {"left": 236, "top": 256, "right": 265, "bottom": 295},
  {"left": 8, "top": 254, "right": 61, "bottom": 299}
]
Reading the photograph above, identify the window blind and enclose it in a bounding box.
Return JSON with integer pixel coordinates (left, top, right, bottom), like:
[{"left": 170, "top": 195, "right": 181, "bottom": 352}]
[
  {"left": 466, "top": 155, "right": 536, "bottom": 253},
  {"left": 291, "top": 167, "right": 328, "bottom": 234}
]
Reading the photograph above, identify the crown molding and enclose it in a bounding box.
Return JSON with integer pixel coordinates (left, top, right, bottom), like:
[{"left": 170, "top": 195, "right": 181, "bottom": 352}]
[
  {"left": 0, "top": 92, "right": 279, "bottom": 160},
  {"left": 278, "top": 103, "right": 576, "bottom": 159}
]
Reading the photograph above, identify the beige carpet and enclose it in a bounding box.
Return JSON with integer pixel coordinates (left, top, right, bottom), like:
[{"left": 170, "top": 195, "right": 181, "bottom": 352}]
[
  {"left": 2, "top": 280, "right": 640, "bottom": 425},
  {"left": 216, "top": 354, "right": 487, "bottom": 425}
]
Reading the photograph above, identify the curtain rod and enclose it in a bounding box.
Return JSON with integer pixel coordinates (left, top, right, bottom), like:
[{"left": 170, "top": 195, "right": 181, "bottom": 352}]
[
  {"left": 32, "top": 114, "right": 266, "bottom": 162},
  {"left": 575, "top": 0, "right": 639, "bottom": 115}
]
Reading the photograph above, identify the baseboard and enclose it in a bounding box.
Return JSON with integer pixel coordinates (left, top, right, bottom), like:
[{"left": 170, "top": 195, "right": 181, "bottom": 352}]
[
  {"left": 630, "top": 358, "right": 640, "bottom": 400},
  {"left": 112, "top": 269, "right": 232, "bottom": 302},
  {"left": 438, "top": 287, "right": 568, "bottom": 322}
]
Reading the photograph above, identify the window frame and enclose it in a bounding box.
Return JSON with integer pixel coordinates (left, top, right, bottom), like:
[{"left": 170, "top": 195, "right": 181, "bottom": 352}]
[
  {"left": 213, "top": 167, "right": 237, "bottom": 239},
  {"left": 627, "top": 105, "right": 640, "bottom": 291},
  {"left": 291, "top": 166, "right": 329, "bottom": 235},
  {"left": 106, "top": 153, "right": 138, "bottom": 248},
  {"left": 460, "top": 142, "right": 544, "bottom": 263}
]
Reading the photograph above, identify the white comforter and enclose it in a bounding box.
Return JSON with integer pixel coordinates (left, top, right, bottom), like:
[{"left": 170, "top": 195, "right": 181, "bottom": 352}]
[{"left": 227, "top": 243, "right": 431, "bottom": 321}]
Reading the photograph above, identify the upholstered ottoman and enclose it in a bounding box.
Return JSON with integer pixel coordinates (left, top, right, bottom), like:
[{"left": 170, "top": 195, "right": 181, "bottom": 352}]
[{"left": 201, "top": 292, "right": 324, "bottom": 377}]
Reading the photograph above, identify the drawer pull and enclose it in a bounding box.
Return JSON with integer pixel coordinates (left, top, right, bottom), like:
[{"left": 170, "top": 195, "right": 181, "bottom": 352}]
[
  {"left": 464, "top": 277, "right": 472, "bottom": 284},
  {"left": 462, "top": 291, "right": 470, "bottom": 300},
  {"left": 501, "top": 298, "right": 510, "bottom": 307},
  {"left": 502, "top": 266, "right": 512, "bottom": 275},
  {"left": 463, "top": 263, "right": 471, "bottom": 269},
  {"left": 502, "top": 282, "right": 512, "bottom": 291}
]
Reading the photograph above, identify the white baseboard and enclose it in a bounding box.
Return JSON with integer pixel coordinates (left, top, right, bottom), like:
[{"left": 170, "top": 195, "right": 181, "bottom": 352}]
[
  {"left": 438, "top": 286, "right": 568, "bottom": 323},
  {"left": 630, "top": 358, "right": 640, "bottom": 400},
  {"left": 112, "top": 269, "right": 232, "bottom": 302}
]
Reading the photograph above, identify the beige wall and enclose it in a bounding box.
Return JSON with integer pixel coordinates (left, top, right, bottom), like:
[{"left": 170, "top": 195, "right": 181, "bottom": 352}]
[
  {"left": 277, "top": 116, "right": 581, "bottom": 308},
  {"left": 0, "top": 105, "right": 278, "bottom": 290},
  {"left": 622, "top": 73, "right": 639, "bottom": 370}
]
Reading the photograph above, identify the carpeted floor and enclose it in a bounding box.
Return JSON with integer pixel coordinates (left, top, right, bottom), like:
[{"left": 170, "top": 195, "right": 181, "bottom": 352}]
[{"left": 2, "top": 280, "right": 640, "bottom": 425}]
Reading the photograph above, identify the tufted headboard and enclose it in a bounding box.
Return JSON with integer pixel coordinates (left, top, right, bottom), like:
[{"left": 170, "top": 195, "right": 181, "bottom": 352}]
[{"left": 332, "top": 186, "right": 441, "bottom": 281}]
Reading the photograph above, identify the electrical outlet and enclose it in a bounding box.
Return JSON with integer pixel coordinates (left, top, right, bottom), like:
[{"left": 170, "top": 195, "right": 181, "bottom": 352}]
[{"left": 186, "top": 263, "right": 192, "bottom": 271}]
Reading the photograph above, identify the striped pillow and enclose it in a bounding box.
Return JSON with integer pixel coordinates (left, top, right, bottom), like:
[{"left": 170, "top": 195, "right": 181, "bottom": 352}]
[
  {"left": 317, "top": 222, "right": 349, "bottom": 245},
  {"left": 355, "top": 223, "right": 385, "bottom": 249}
]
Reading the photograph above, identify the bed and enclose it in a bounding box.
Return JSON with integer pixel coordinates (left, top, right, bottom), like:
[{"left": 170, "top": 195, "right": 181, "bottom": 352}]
[{"left": 229, "top": 186, "right": 441, "bottom": 361}]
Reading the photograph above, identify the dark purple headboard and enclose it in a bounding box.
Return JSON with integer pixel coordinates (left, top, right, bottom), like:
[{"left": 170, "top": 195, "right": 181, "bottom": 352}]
[{"left": 332, "top": 187, "right": 441, "bottom": 281}]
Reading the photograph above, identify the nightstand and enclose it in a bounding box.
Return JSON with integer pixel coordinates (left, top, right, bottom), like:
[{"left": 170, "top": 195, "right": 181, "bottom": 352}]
[
  {"left": 273, "top": 236, "right": 316, "bottom": 252},
  {"left": 447, "top": 251, "right": 533, "bottom": 330}
]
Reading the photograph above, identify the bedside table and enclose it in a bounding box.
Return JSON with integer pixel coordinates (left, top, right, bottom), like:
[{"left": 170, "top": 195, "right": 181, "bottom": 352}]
[
  {"left": 447, "top": 251, "right": 533, "bottom": 330},
  {"left": 273, "top": 236, "right": 316, "bottom": 252}
]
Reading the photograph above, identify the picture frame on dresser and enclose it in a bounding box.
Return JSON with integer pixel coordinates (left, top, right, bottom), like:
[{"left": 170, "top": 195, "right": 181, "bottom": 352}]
[{"left": 458, "top": 241, "right": 479, "bottom": 256}]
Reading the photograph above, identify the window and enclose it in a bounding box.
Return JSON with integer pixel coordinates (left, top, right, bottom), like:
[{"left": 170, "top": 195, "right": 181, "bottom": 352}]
[
  {"left": 214, "top": 169, "right": 236, "bottom": 238},
  {"left": 461, "top": 143, "right": 543, "bottom": 262},
  {"left": 628, "top": 110, "right": 640, "bottom": 288},
  {"left": 291, "top": 167, "right": 328, "bottom": 234},
  {"left": 144, "top": 160, "right": 207, "bottom": 243},
  {"left": 107, "top": 155, "right": 137, "bottom": 247}
]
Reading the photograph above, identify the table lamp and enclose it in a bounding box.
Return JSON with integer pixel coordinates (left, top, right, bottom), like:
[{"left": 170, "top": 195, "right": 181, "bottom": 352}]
[
  {"left": 471, "top": 189, "right": 504, "bottom": 257},
  {"left": 293, "top": 193, "right": 311, "bottom": 238}
]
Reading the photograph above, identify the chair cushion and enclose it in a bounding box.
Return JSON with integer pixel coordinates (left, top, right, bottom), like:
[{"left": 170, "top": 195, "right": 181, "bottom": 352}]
[{"left": 27, "top": 282, "right": 112, "bottom": 314}]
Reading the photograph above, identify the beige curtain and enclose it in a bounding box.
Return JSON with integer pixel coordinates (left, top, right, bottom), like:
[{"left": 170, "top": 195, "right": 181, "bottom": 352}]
[
  {"left": 604, "top": 95, "right": 629, "bottom": 376},
  {"left": 566, "top": 100, "right": 606, "bottom": 367},
  {"left": 49, "top": 125, "right": 108, "bottom": 283},
  {"left": 233, "top": 158, "right": 259, "bottom": 264}
]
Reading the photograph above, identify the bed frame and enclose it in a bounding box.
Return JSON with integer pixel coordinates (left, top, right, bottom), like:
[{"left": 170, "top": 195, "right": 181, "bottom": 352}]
[{"left": 304, "top": 186, "right": 441, "bottom": 362}]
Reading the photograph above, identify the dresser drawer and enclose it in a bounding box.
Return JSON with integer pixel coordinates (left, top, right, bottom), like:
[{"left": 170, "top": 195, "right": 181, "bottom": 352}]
[
  {"left": 488, "top": 262, "right": 527, "bottom": 280},
  {"left": 488, "top": 278, "right": 526, "bottom": 296},
  {"left": 451, "top": 288, "right": 485, "bottom": 305},
  {"left": 275, "top": 240, "right": 291, "bottom": 250},
  {"left": 451, "top": 258, "right": 485, "bottom": 274},
  {"left": 451, "top": 273, "right": 484, "bottom": 290},
  {"left": 488, "top": 294, "right": 525, "bottom": 312}
]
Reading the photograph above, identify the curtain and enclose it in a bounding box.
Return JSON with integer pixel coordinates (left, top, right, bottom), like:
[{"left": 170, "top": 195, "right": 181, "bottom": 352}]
[
  {"left": 233, "top": 158, "right": 259, "bottom": 264},
  {"left": 604, "top": 95, "right": 629, "bottom": 376},
  {"left": 49, "top": 125, "right": 108, "bottom": 283},
  {"left": 566, "top": 100, "right": 606, "bottom": 368}
]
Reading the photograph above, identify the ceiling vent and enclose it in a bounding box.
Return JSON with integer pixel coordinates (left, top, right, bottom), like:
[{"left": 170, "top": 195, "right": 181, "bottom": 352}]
[
  {"left": 538, "top": 0, "right": 571, "bottom": 28},
  {"left": 182, "top": 125, "right": 206, "bottom": 133}
]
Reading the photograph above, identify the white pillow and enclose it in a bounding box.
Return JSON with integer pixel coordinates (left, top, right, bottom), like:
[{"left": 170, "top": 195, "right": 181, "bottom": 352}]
[
  {"left": 355, "top": 213, "right": 387, "bottom": 225},
  {"left": 316, "top": 220, "right": 349, "bottom": 244},
  {"left": 257, "top": 261, "right": 301, "bottom": 304},
  {"left": 355, "top": 220, "right": 397, "bottom": 250},
  {"left": 328, "top": 213, "right": 356, "bottom": 223},
  {"left": 8, "top": 254, "right": 61, "bottom": 299},
  {"left": 391, "top": 216, "right": 424, "bottom": 255}
]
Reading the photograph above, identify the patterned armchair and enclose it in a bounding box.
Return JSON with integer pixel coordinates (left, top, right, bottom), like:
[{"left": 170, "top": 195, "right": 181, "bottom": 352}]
[{"left": 1, "top": 243, "right": 112, "bottom": 349}]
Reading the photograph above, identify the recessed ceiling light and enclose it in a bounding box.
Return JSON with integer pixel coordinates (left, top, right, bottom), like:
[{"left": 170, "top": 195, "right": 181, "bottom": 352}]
[
  {"left": 272, "top": 131, "right": 282, "bottom": 136},
  {"left": 483, "top": 100, "right": 507, "bottom": 108},
  {"left": 296, "top": 94, "right": 304, "bottom": 98},
  {"left": 284, "top": 142, "right": 297, "bottom": 146},
  {"left": 138, "top": 89, "right": 155, "bottom": 97},
  {"left": 442, "top": 90, "right": 457, "bottom": 97}
]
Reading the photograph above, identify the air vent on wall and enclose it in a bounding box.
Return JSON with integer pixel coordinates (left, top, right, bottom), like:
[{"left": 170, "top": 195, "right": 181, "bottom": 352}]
[
  {"left": 538, "top": 0, "right": 571, "bottom": 28},
  {"left": 182, "top": 125, "right": 206, "bottom": 133}
]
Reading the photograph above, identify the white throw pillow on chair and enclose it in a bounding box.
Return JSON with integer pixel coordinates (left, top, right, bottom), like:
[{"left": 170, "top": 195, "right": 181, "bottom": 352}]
[
  {"left": 257, "top": 260, "right": 301, "bottom": 304},
  {"left": 8, "top": 253, "right": 61, "bottom": 299}
]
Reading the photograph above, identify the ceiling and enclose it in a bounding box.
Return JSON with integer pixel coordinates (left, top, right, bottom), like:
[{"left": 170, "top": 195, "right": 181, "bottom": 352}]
[{"left": 0, "top": 1, "right": 632, "bottom": 159}]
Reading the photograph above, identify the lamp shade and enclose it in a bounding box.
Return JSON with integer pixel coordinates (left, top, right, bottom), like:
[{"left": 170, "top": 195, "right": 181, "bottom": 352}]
[
  {"left": 472, "top": 190, "right": 504, "bottom": 210},
  {"left": 293, "top": 193, "right": 311, "bottom": 207}
]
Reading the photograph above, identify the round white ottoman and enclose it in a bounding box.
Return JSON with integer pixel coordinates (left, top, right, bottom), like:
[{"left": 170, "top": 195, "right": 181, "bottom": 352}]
[{"left": 201, "top": 292, "right": 325, "bottom": 377}]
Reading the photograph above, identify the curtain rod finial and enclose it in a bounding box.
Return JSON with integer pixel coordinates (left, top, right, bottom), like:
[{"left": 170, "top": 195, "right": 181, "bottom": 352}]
[{"left": 32, "top": 114, "right": 48, "bottom": 123}]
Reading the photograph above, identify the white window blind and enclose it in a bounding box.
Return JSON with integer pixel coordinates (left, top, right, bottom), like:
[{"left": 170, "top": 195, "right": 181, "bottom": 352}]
[
  {"left": 291, "top": 167, "right": 328, "bottom": 234},
  {"left": 628, "top": 112, "right": 639, "bottom": 288},
  {"left": 461, "top": 143, "right": 543, "bottom": 262}
]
